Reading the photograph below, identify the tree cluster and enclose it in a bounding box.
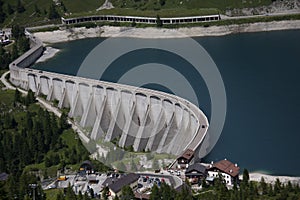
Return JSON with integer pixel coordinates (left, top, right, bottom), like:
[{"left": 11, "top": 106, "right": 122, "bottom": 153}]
[
  {"left": 0, "top": 172, "right": 45, "bottom": 200},
  {"left": 55, "top": 184, "right": 93, "bottom": 200},
  {"left": 1, "top": 90, "right": 67, "bottom": 174},
  {"left": 0, "top": 0, "right": 26, "bottom": 24},
  {"left": 0, "top": 89, "right": 92, "bottom": 199},
  {"left": 48, "top": 3, "right": 60, "bottom": 20},
  {"left": 0, "top": 25, "right": 30, "bottom": 70},
  {"left": 150, "top": 182, "right": 193, "bottom": 200}
]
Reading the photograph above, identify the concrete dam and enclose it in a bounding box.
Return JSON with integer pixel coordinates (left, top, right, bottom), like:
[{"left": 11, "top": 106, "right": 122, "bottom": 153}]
[{"left": 9, "top": 32, "right": 209, "bottom": 156}]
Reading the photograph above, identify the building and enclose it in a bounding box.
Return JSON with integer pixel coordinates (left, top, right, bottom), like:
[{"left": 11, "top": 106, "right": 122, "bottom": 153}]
[
  {"left": 0, "top": 29, "right": 12, "bottom": 45},
  {"left": 61, "top": 14, "right": 221, "bottom": 25},
  {"left": 106, "top": 173, "right": 139, "bottom": 198},
  {"left": 176, "top": 149, "right": 194, "bottom": 169},
  {"left": 207, "top": 159, "right": 240, "bottom": 186},
  {"left": 185, "top": 163, "right": 207, "bottom": 184},
  {"left": 80, "top": 160, "right": 94, "bottom": 174}
]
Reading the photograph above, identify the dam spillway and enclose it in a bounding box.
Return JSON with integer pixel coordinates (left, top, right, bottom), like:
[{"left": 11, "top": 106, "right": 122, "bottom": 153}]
[{"left": 9, "top": 32, "right": 209, "bottom": 156}]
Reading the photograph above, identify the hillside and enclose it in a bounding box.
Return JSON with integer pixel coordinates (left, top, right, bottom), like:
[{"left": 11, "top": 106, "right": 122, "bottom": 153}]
[{"left": 0, "top": 0, "right": 274, "bottom": 27}]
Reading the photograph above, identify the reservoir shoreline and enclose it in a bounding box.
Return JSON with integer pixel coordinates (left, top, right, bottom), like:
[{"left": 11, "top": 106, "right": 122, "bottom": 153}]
[{"left": 33, "top": 20, "right": 300, "bottom": 43}]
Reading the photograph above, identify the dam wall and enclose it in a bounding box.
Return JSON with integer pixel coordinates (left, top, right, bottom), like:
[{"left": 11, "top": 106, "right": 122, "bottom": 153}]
[
  {"left": 9, "top": 32, "right": 209, "bottom": 156},
  {"left": 11, "top": 32, "right": 43, "bottom": 69}
]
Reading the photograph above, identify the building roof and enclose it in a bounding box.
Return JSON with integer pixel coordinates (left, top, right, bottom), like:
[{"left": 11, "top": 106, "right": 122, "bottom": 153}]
[
  {"left": 134, "top": 192, "right": 150, "bottom": 200},
  {"left": 210, "top": 159, "right": 240, "bottom": 177},
  {"left": 102, "top": 177, "right": 115, "bottom": 188},
  {"left": 185, "top": 163, "right": 207, "bottom": 174},
  {"left": 80, "top": 160, "right": 94, "bottom": 170},
  {"left": 108, "top": 173, "right": 139, "bottom": 193},
  {"left": 178, "top": 149, "right": 194, "bottom": 160}
]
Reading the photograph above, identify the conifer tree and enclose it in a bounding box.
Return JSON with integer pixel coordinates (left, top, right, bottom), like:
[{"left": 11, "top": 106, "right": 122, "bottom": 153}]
[{"left": 17, "top": 0, "right": 25, "bottom": 13}]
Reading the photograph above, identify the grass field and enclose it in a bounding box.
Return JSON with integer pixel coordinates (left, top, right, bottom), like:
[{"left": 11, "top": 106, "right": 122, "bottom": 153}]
[
  {"left": 44, "top": 189, "right": 64, "bottom": 200},
  {"left": 110, "top": 0, "right": 273, "bottom": 10}
]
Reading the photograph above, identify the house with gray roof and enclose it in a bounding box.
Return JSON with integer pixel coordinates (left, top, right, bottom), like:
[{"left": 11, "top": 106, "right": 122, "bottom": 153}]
[{"left": 105, "top": 173, "right": 139, "bottom": 198}]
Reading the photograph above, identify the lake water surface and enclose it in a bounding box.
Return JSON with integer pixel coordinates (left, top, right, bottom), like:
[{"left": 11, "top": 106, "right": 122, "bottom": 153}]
[{"left": 33, "top": 30, "right": 300, "bottom": 176}]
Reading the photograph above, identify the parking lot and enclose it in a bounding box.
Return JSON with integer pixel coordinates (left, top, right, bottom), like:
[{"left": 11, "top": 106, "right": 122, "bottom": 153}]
[{"left": 135, "top": 173, "right": 176, "bottom": 196}]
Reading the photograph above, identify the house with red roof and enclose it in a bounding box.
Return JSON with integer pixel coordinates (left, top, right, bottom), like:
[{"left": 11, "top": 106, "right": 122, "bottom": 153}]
[{"left": 207, "top": 159, "right": 240, "bottom": 186}]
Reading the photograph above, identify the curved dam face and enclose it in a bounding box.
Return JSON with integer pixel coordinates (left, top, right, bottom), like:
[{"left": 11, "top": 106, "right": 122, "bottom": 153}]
[{"left": 9, "top": 32, "right": 209, "bottom": 158}]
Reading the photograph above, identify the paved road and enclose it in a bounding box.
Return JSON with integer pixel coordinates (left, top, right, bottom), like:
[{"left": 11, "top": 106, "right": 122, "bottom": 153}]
[
  {"left": 1, "top": 71, "right": 21, "bottom": 91},
  {"left": 137, "top": 172, "right": 183, "bottom": 189}
]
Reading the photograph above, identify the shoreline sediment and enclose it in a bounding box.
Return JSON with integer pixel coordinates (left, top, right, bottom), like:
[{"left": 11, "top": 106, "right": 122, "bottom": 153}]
[
  {"left": 35, "top": 47, "right": 60, "bottom": 63},
  {"left": 33, "top": 20, "right": 300, "bottom": 43},
  {"left": 247, "top": 172, "right": 300, "bottom": 185}
]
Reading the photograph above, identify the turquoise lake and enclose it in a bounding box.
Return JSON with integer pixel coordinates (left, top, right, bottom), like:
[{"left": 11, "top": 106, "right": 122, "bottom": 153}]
[{"left": 33, "top": 29, "right": 300, "bottom": 176}]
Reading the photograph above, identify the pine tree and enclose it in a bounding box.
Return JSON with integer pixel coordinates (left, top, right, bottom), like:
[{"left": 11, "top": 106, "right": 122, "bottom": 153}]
[
  {"left": 17, "top": 0, "right": 25, "bottom": 13},
  {"left": 150, "top": 184, "right": 160, "bottom": 200},
  {"left": 48, "top": 4, "right": 60, "bottom": 19},
  {"left": 6, "top": 3, "right": 14, "bottom": 15},
  {"left": 260, "top": 177, "right": 268, "bottom": 195},
  {"left": 120, "top": 185, "right": 135, "bottom": 200},
  {"left": 89, "top": 188, "right": 94, "bottom": 198},
  {"left": 11, "top": 43, "right": 19, "bottom": 60},
  {"left": 102, "top": 186, "right": 109, "bottom": 200},
  {"left": 59, "top": 112, "right": 69, "bottom": 130},
  {"left": 242, "top": 169, "right": 249, "bottom": 185},
  {"left": 12, "top": 25, "right": 23, "bottom": 39},
  {"left": 61, "top": 1, "right": 67, "bottom": 12},
  {"left": 160, "top": 182, "right": 175, "bottom": 199},
  {"left": 159, "top": 0, "right": 166, "bottom": 6},
  {"left": 34, "top": 4, "right": 40, "bottom": 14},
  {"left": 0, "top": 1, "right": 5, "bottom": 24},
  {"left": 65, "top": 184, "right": 76, "bottom": 200},
  {"left": 274, "top": 178, "right": 282, "bottom": 195},
  {"left": 14, "top": 89, "right": 21, "bottom": 103},
  {"left": 17, "top": 36, "right": 30, "bottom": 56},
  {"left": 56, "top": 191, "right": 65, "bottom": 200},
  {"left": 156, "top": 15, "right": 162, "bottom": 27}
]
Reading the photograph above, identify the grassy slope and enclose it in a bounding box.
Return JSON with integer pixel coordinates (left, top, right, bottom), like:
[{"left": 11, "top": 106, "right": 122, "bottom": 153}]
[
  {"left": 111, "top": 0, "right": 272, "bottom": 10},
  {"left": 1, "top": 0, "right": 105, "bottom": 27},
  {"left": 44, "top": 189, "right": 64, "bottom": 200},
  {"left": 0, "top": 0, "right": 274, "bottom": 27},
  {"left": 63, "top": 0, "right": 105, "bottom": 13},
  {"left": 2, "top": 0, "right": 54, "bottom": 26}
]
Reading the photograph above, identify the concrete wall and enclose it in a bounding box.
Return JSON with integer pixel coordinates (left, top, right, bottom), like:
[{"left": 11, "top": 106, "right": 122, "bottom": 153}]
[
  {"left": 9, "top": 32, "right": 209, "bottom": 156},
  {"left": 61, "top": 14, "right": 221, "bottom": 25}
]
